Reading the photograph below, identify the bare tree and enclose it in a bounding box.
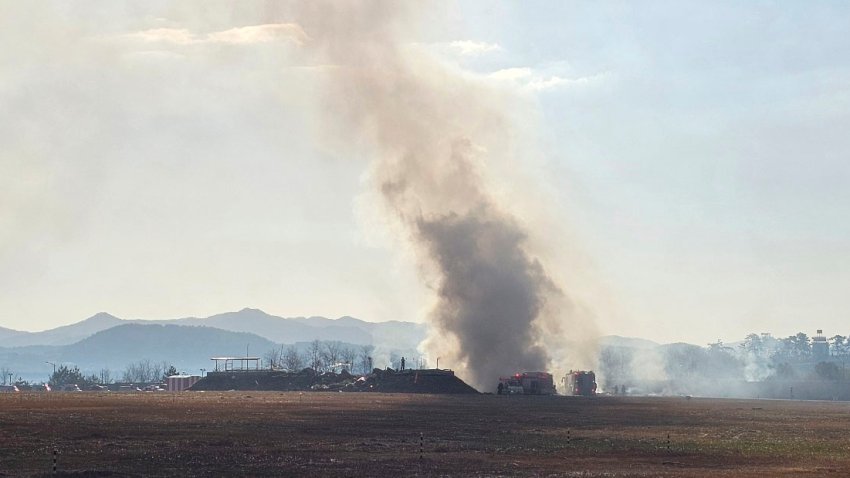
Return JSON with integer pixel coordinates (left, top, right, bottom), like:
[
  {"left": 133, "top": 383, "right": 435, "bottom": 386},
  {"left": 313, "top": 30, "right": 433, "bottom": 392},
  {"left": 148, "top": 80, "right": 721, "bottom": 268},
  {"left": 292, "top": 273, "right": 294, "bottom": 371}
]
[
  {"left": 322, "top": 341, "right": 342, "bottom": 372},
  {"left": 264, "top": 347, "right": 282, "bottom": 369},
  {"left": 283, "top": 345, "right": 304, "bottom": 371},
  {"left": 340, "top": 347, "right": 357, "bottom": 373},
  {"left": 100, "top": 368, "right": 112, "bottom": 384},
  {"left": 0, "top": 366, "right": 12, "bottom": 385},
  {"left": 359, "top": 345, "right": 375, "bottom": 374},
  {"left": 151, "top": 361, "right": 170, "bottom": 383},
  {"left": 123, "top": 359, "right": 157, "bottom": 383},
  {"left": 308, "top": 340, "right": 324, "bottom": 372},
  {"left": 122, "top": 363, "right": 137, "bottom": 383}
]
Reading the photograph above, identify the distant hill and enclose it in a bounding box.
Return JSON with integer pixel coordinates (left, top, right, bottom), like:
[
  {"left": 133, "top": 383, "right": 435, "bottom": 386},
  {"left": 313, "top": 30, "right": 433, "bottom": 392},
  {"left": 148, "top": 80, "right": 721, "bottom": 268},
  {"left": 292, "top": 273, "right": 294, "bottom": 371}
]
[
  {"left": 0, "top": 309, "right": 428, "bottom": 382},
  {"left": 0, "top": 325, "right": 26, "bottom": 342},
  {"left": 169, "top": 309, "right": 375, "bottom": 345},
  {"left": 0, "top": 323, "right": 283, "bottom": 381},
  {"left": 4, "top": 312, "right": 123, "bottom": 347},
  {"left": 58, "top": 323, "right": 279, "bottom": 372},
  {"left": 599, "top": 335, "right": 660, "bottom": 350},
  {"left": 293, "top": 315, "right": 425, "bottom": 350},
  {"left": 0, "top": 344, "right": 58, "bottom": 379},
  {"left": 1, "top": 309, "right": 426, "bottom": 352}
]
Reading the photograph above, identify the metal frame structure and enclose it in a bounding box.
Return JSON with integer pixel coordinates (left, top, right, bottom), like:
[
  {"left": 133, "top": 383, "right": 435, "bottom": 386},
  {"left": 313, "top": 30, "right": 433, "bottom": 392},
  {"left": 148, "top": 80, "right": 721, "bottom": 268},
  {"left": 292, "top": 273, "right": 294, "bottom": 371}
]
[{"left": 210, "top": 357, "right": 261, "bottom": 372}]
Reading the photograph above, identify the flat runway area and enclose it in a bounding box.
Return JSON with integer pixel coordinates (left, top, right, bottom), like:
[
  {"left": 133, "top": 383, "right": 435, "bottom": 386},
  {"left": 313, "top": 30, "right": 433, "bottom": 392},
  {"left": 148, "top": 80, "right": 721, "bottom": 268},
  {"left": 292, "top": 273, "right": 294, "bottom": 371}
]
[{"left": 1, "top": 392, "right": 848, "bottom": 476}]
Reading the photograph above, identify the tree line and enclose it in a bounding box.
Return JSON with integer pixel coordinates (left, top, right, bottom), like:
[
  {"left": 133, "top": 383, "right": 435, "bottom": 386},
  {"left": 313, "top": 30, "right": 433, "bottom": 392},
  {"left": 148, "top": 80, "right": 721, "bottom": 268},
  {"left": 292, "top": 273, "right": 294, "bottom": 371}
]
[
  {"left": 263, "top": 340, "right": 375, "bottom": 374},
  {"left": 44, "top": 360, "right": 180, "bottom": 388},
  {"left": 599, "top": 330, "right": 850, "bottom": 390},
  {"left": 2, "top": 339, "right": 419, "bottom": 389},
  {"left": 741, "top": 332, "right": 850, "bottom": 360}
]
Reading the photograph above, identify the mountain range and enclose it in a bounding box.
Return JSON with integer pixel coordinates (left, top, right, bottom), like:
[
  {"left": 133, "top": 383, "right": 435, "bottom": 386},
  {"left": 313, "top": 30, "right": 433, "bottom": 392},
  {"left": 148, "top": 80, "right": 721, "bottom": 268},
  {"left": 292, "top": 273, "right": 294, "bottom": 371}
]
[
  {"left": 0, "top": 308, "right": 425, "bottom": 348},
  {"left": 0, "top": 309, "right": 682, "bottom": 384},
  {"left": 0, "top": 309, "right": 427, "bottom": 381}
]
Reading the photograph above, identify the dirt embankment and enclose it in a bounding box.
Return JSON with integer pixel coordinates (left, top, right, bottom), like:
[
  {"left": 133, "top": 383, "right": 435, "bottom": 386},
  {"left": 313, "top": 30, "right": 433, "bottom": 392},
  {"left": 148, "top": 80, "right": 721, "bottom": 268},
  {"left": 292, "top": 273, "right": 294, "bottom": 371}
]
[{"left": 190, "top": 368, "right": 479, "bottom": 394}]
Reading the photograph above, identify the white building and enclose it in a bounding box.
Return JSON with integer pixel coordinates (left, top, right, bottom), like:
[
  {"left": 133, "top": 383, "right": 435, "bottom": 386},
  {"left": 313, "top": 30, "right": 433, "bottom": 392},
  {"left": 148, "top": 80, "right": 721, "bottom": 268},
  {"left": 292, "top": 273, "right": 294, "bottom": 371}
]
[{"left": 166, "top": 374, "right": 200, "bottom": 392}]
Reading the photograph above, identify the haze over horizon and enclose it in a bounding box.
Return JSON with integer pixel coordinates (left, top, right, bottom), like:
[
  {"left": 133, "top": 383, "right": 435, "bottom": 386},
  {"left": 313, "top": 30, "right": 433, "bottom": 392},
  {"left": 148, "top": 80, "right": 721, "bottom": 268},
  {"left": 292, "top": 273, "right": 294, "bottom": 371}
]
[
  {"left": 2, "top": 1, "right": 850, "bottom": 346},
  {"left": 2, "top": 306, "right": 839, "bottom": 351},
  {"left": 3, "top": 308, "right": 411, "bottom": 334}
]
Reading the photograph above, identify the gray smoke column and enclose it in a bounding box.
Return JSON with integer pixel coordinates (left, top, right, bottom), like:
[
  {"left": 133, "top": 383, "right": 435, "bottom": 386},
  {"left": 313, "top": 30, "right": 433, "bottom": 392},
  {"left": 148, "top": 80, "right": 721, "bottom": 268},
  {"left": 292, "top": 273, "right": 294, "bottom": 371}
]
[
  {"left": 293, "top": 2, "right": 594, "bottom": 390},
  {"left": 416, "top": 207, "right": 555, "bottom": 387}
]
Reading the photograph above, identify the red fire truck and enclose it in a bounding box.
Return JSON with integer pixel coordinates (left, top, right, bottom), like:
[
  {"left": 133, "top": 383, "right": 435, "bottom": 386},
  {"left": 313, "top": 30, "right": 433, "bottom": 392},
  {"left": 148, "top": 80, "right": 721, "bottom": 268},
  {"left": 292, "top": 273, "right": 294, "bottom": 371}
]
[
  {"left": 563, "top": 370, "right": 597, "bottom": 396},
  {"left": 498, "top": 372, "right": 556, "bottom": 395}
]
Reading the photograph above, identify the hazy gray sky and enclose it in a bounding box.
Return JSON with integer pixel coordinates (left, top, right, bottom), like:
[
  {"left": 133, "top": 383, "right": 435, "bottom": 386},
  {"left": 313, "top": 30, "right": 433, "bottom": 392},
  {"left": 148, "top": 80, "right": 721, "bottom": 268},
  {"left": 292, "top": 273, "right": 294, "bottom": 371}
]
[{"left": 2, "top": 1, "right": 848, "bottom": 344}]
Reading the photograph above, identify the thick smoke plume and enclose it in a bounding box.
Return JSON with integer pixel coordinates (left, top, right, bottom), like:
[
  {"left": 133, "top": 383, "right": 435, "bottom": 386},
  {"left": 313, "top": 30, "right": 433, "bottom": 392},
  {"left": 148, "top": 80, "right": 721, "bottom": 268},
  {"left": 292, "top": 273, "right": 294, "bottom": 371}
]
[{"left": 294, "top": 3, "right": 595, "bottom": 390}]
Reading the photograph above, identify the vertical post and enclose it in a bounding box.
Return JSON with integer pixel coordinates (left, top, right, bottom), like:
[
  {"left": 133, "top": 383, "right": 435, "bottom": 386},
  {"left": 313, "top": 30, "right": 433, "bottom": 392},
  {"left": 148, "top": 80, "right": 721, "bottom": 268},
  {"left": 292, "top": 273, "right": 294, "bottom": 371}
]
[
  {"left": 666, "top": 433, "right": 671, "bottom": 453},
  {"left": 567, "top": 429, "right": 571, "bottom": 445},
  {"left": 53, "top": 447, "right": 57, "bottom": 474},
  {"left": 419, "top": 432, "right": 423, "bottom": 462}
]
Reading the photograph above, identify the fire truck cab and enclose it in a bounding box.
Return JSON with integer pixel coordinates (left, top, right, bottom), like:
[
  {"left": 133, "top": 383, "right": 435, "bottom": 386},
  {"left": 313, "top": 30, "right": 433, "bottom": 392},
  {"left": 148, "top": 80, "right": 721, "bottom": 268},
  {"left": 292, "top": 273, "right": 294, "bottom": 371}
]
[
  {"left": 563, "top": 370, "right": 597, "bottom": 396},
  {"left": 498, "top": 376, "right": 525, "bottom": 394}
]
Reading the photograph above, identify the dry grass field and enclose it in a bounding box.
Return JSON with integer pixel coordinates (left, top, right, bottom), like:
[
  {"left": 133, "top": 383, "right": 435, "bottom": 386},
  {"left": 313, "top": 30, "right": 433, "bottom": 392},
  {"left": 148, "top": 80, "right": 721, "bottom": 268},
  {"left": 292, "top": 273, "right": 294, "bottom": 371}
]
[{"left": 0, "top": 392, "right": 848, "bottom": 476}]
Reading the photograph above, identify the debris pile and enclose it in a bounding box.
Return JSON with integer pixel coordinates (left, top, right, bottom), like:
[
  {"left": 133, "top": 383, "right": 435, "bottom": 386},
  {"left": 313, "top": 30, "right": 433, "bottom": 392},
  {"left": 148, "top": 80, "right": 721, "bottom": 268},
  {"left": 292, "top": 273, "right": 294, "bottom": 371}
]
[
  {"left": 189, "top": 368, "right": 478, "bottom": 394},
  {"left": 356, "top": 369, "right": 478, "bottom": 394}
]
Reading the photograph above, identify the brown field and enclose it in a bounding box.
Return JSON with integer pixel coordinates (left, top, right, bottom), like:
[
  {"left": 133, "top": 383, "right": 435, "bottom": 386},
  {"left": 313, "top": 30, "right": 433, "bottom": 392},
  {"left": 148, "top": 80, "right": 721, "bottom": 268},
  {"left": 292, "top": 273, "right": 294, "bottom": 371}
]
[{"left": 1, "top": 392, "right": 848, "bottom": 477}]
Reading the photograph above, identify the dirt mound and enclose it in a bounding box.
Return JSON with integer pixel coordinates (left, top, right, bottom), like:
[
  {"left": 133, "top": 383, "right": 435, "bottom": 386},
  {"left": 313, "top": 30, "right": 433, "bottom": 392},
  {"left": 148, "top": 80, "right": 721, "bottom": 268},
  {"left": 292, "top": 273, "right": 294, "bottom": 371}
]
[
  {"left": 356, "top": 369, "right": 478, "bottom": 394},
  {"left": 190, "top": 370, "right": 315, "bottom": 392},
  {"left": 189, "top": 368, "right": 478, "bottom": 394}
]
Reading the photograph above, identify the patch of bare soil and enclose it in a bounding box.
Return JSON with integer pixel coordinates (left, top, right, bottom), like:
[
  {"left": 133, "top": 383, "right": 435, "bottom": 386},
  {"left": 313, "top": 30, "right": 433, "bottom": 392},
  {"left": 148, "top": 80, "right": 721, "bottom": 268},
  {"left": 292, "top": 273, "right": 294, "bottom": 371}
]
[{"left": 0, "top": 393, "right": 847, "bottom": 476}]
